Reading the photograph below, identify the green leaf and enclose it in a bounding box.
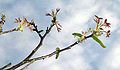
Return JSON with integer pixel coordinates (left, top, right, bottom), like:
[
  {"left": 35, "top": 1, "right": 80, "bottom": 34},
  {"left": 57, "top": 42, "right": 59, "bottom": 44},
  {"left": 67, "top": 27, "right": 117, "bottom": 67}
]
[
  {"left": 72, "top": 33, "right": 85, "bottom": 41},
  {"left": 1, "top": 14, "right": 6, "bottom": 20},
  {"left": 18, "top": 24, "right": 24, "bottom": 32},
  {"left": 92, "top": 35, "right": 106, "bottom": 48},
  {"left": 55, "top": 47, "right": 60, "bottom": 59},
  {"left": 72, "top": 33, "right": 82, "bottom": 38}
]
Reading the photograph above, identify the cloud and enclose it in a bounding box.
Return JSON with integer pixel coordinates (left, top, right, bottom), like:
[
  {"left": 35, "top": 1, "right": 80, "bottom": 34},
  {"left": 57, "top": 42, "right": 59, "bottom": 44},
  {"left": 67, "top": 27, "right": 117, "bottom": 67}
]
[
  {"left": 99, "top": 40, "right": 120, "bottom": 70},
  {"left": 10, "top": 1, "right": 37, "bottom": 17},
  {"left": 0, "top": 0, "right": 15, "bottom": 4},
  {"left": 0, "top": 47, "right": 6, "bottom": 66}
]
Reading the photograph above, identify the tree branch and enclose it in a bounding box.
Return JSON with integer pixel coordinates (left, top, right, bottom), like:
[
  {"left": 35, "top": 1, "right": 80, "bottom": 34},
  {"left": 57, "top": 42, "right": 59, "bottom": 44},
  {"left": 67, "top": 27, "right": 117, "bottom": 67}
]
[
  {"left": 6, "top": 23, "right": 55, "bottom": 70},
  {"left": 0, "top": 11, "right": 110, "bottom": 70},
  {"left": 0, "top": 63, "right": 11, "bottom": 70},
  {"left": 24, "top": 23, "right": 54, "bottom": 60},
  {"left": 0, "top": 28, "right": 18, "bottom": 35},
  {"left": 9, "top": 33, "right": 93, "bottom": 69}
]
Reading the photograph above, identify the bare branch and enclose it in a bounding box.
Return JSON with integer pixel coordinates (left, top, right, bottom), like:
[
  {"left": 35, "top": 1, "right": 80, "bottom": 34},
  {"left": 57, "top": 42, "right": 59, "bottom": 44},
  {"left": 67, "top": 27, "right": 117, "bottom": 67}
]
[
  {"left": 0, "top": 63, "right": 11, "bottom": 70},
  {"left": 20, "top": 60, "right": 34, "bottom": 70},
  {"left": 30, "top": 21, "right": 43, "bottom": 38},
  {"left": 0, "top": 28, "right": 18, "bottom": 35},
  {"left": 14, "top": 33, "right": 93, "bottom": 68},
  {"left": 6, "top": 23, "right": 55, "bottom": 70}
]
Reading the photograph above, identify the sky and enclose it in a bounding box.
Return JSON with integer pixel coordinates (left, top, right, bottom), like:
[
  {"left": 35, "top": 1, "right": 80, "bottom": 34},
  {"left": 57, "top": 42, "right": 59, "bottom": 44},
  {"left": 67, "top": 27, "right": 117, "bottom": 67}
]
[{"left": 0, "top": 0, "right": 120, "bottom": 70}]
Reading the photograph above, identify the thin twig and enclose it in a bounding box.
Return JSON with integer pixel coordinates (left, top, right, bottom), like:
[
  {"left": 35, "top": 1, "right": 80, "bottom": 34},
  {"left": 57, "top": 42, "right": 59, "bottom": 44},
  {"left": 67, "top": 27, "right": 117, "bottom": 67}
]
[
  {"left": 0, "top": 28, "right": 18, "bottom": 35},
  {"left": 22, "top": 34, "right": 93, "bottom": 66},
  {"left": 31, "top": 22, "right": 42, "bottom": 38},
  {"left": 23, "top": 23, "right": 54, "bottom": 61},
  {"left": 0, "top": 63, "right": 11, "bottom": 70},
  {"left": 20, "top": 60, "right": 34, "bottom": 70}
]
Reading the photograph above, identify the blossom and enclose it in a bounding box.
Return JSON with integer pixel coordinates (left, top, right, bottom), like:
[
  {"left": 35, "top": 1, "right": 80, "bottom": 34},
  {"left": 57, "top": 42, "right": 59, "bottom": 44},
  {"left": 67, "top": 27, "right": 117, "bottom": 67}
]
[
  {"left": 94, "top": 15, "right": 103, "bottom": 24},
  {"left": 103, "top": 19, "right": 111, "bottom": 28},
  {"left": 14, "top": 18, "right": 33, "bottom": 32},
  {"left": 46, "top": 9, "right": 62, "bottom": 32}
]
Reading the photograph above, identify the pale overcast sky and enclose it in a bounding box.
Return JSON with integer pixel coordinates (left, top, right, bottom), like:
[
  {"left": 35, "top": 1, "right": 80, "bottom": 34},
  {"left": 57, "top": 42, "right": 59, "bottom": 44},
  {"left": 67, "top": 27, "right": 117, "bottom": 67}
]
[{"left": 0, "top": 0, "right": 120, "bottom": 70}]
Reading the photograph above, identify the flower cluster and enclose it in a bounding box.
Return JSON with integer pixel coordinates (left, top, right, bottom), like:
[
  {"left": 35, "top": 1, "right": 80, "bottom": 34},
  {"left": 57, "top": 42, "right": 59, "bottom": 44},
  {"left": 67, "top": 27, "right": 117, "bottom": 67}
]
[
  {"left": 94, "top": 15, "right": 111, "bottom": 37},
  {"left": 72, "top": 15, "right": 111, "bottom": 48},
  {"left": 14, "top": 18, "right": 33, "bottom": 32},
  {"left": 46, "top": 8, "right": 62, "bottom": 32}
]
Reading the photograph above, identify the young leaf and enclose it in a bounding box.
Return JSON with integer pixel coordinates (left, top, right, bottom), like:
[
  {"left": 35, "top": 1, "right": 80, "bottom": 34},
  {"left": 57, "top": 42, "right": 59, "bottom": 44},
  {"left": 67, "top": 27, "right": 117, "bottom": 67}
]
[
  {"left": 55, "top": 47, "right": 60, "bottom": 59},
  {"left": 92, "top": 35, "right": 106, "bottom": 48},
  {"left": 72, "top": 33, "right": 82, "bottom": 37},
  {"left": 18, "top": 24, "right": 24, "bottom": 32},
  {"left": 1, "top": 14, "right": 6, "bottom": 21},
  {"left": 72, "top": 33, "right": 86, "bottom": 42}
]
